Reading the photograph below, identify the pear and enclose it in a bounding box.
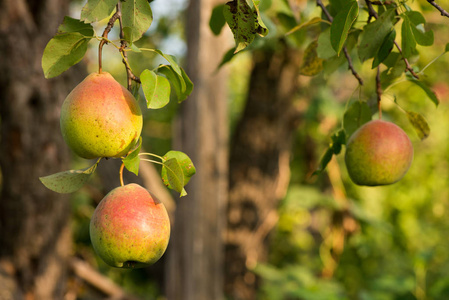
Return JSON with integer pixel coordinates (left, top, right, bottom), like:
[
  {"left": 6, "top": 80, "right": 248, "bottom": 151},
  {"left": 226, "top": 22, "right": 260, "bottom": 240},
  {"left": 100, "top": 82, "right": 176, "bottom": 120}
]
[
  {"left": 345, "top": 120, "right": 413, "bottom": 186},
  {"left": 60, "top": 72, "right": 143, "bottom": 159},
  {"left": 90, "top": 183, "right": 170, "bottom": 268}
]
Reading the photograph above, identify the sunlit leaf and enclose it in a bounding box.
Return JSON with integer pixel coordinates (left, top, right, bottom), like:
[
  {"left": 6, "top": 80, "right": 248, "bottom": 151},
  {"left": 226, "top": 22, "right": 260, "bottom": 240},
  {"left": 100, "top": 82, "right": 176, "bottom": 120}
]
[
  {"left": 80, "top": 0, "right": 117, "bottom": 23},
  {"left": 162, "top": 151, "right": 196, "bottom": 186},
  {"left": 286, "top": 17, "right": 322, "bottom": 36},
  {"left": 406, "top": 111, "right": 430, "bottom": 140},
  {"left": 122, "top": 137, "right": 142, "bottom": 176},
  {"left": 162, "top": 158, "right": 185, "bottom": 196},
  {"left": 122, "top": 0, "right": 153, "bottom": 42},
  {"left": 39, "top": 160, "right": 100, "bottom": 194},
  {"left": 158, "top": 65, "right": 193, "bottom": 102},
  {"left": 141, "top": 69, "right": 171, "bottom": 109}
]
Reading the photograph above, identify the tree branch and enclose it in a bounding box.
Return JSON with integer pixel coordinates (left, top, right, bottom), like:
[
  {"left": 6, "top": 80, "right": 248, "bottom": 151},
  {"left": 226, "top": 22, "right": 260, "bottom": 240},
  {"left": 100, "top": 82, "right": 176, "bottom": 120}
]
[
  {"left": 116, "top": 2, "right": 141, "bottom": 90},
  {"left": 365, "top": 0, "right": 419, "bottom": 79},
  {"left": 316, "top": 0, "right": 363, "bottom": 85},
  {"left": 376, "top": 66, "right": 382, "bottom": 119},
  {"left": 427, "top": 0, "right": 449, "bottom": 18},
  {"left": 98, "top": 11, "right": 120, "bottom": 73}
]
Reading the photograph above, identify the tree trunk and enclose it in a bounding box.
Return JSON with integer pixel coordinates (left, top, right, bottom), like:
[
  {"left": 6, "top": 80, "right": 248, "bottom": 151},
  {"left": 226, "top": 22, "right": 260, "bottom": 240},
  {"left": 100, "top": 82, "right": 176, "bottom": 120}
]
[
  {"left": 164, "top": 0, "right": 230, "bottom": 299},
  {"left": 225, "top": 44, "right": 302, "bottom": 299},
  {"left": 0, "top": 1, "right": 80, "bottom": 299}
]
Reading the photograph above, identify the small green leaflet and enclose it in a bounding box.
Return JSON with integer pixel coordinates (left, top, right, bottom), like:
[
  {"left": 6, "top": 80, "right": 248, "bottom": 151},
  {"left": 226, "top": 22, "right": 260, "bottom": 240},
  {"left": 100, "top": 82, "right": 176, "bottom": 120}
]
[
  {"left": 317, "top": 28, "right": 337, "bottom": 59},
  {"left": 372, "top": 29, "right": 396, "bottom": 68},
  {"left": 210, "top": 4, "right": 227, "bottom": 35},
  {"left": 406, "top": 111, "right": 430, "bottom": 140},
  {"left": 224, "top": 0, "right": 267, "bottom": 53},
  {"left": 122, "top": 0, "right": 153, "bottom": 43},
  {"left": 330, "top": 1, "right": 358, "bottom": 56},
  {"left": 161, "top": 151, "right": 196, "bottom": 197},
  {"left": 343, "top": 101, "right": 372, "bottom": 138},
  {"left": 401, "top": 16, "right": 416, "bottom": 59},
  {"left": 406, "top": 75, "right": 439, "bottom": 107},
  {"left": 358, "top": 9, "right": 395, "bottom": 62},
  {"left": 42, "top": 17, "right": 94, "bottom": 78},
  {"left": 313, "top": 129, "right": 346, "bottom": 176},
  {"left": 158, "top": 65, "right": 193, "bottom": 103},
  {"left": 141, "top": 69, "right": 171, "bottom": 109},
  {"left": 80, "top": 0, "right": 117, "bottom": 23},
  {"left": 39, "top": 159, "right": 100, "bottom": 194},
  {"left": 250, "top": 0, "right": 269, "bottom": 37},
  {"left": 286, "top": 17, "right": 322, "bottom": 36},
  {"left": 162, "top": 159, "right": 186, "bottom": 197},
  {"left": 122, "top": 137, "right": 142, "bottom": 176},
  {"left": 402, "top": 11, "right": 434, "bottom": 46}
]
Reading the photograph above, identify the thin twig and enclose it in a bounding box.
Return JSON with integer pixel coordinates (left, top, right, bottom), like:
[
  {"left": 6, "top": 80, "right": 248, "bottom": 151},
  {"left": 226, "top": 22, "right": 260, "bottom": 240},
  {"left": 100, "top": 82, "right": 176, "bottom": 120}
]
[
  {"left": 98, "top": 11, "right": 120, "bottom": 73},
  {"left": 116, "top": 2, "right": 141, "bottom": 90},
  {"left": 365, "top": 0, "right": 419, "bottom": 79},
  {"left": 376, "top": 66, "right": 382, "bottom": 119},
  {"left": 316, "top": 0, "right": 363, "bottom": 85},
  {"left": 427, "top": 0, "right": 449, "bottom": 18}
]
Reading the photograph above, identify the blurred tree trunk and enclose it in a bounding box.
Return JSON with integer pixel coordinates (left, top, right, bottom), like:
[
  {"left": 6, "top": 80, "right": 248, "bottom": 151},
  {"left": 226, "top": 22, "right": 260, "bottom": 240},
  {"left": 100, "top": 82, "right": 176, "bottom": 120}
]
[
  {"left": 224, "top": 44, "right": 302, "bottom": 299},
  {"left": 165, "top": 0, "right": 229, "bottom": 299},
  {"left": 0, "top": 1, "right": 79, "bottom": 299}
]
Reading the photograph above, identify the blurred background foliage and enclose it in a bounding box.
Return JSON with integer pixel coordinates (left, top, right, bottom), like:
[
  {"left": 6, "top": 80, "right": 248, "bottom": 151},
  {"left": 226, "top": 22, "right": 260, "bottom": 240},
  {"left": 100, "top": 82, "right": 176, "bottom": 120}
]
[{"left": 67, "top": 0, "right": 449, "bottom": 299}]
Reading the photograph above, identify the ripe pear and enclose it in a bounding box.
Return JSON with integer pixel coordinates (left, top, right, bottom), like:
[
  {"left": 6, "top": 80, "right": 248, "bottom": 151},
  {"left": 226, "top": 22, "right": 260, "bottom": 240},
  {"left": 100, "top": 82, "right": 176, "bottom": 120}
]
[
  {"left": 90, "top": 184, "right": 170, "bottom": 268},
  {"left": 345, "top": 120, "right": 413, "bottom": 186},
  {"left": 60, "top": 72, "right": 143, "bottom": 159}
]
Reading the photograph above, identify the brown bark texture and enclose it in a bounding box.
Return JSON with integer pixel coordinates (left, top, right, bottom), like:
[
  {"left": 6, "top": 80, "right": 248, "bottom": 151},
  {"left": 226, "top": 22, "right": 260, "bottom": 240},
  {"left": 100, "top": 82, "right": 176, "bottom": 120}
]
[
  {"left": 0, "top": 0, "right": 80, "bottom": 299},
  {"left": 164, "top": 0, "right": 230, "bottom": 299},
  {"left": 225, "top": 44, "right": 302, "bottom": 300}
]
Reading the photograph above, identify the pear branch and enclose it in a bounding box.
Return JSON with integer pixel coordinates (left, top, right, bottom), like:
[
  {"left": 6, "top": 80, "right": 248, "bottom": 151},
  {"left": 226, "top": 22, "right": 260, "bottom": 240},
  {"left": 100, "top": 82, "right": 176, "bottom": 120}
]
[
  {"left": 427, "top": 0, "right": 449, "bottom": 18},
  {"left": 98, "top": 11, "right": 120, "bottom": 74},
  {"left": 116, "top": 2, "right": 141, "bottom": 90},
  {"left": 365, "top": 0, "right": 419, "bottom": 79},
  {"left": 376, "top": 66, "right": 382, "bottom": 119},
  {"left": 316, "top": 0, "right": 364, "bottom": 85}
]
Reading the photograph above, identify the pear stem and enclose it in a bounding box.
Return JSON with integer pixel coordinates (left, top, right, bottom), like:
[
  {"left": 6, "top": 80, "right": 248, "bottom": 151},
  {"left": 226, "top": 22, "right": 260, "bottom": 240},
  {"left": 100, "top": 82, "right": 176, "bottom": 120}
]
[
  {"left": 119, "top": 162, "right": 125, "bottom": 187},
  {"left": 376, "top": 66, "right": 382, "bottom": 119}
]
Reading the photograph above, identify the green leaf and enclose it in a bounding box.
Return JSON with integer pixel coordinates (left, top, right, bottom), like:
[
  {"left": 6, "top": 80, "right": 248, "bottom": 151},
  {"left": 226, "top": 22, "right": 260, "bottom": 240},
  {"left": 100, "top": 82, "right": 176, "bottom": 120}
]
[
  {"left": 224, "top": 0, "right": 258, "bottom": 53},
  {"left": 372, "top": 29, "right": 396, "bottom": 68},
  {"left": 343, "top": 101, "right": 372, "bottom": 138},
  {"left": 42, "top": 17, "right": 94, "bottom": 78},
  {"left": 153, "top": 49, "right": 183, "bottom": 79},
  {"left": 42, "top": 33, "right": 91, "bottom": 78},
  {"left": 122, "top": 0, "right": 153, "bottom": 42},
  {"left": 162, "top": 158, "right": 185, "bottom": 196},
  {"left": 58, "top": 16, "right": 94, "bottom": 36},
  {"left": 406, "top": 111, "right": 430, "bottom": 140},
  {"left": 286, "top": 17, "right": 322, "bottom": 36},
  {"left": 162, "top": 151, "right": 196, "bottom": 186},
  {"left": 300, "top": 40, "right": 324, "bottom": 76},
  {"left": 210, "top": 4, "right": 227, "bottom": 35},
  {"left": 330, "top": 129, "right": 346, "bottom": 154},
  {"left": 317, "top": 28, "right": 337, "bottom": 59},
  {"left": 445, "top": 43, "right": 449, "bottom": 53},
  {"left": 122, "top": 137, "right": 142, "bottom": 176},
  {"left": 250, "top": 0, "right": 269, "bottom": 37},
  {"left": 217, "top": 47, "right": 237, "bottom": 69},
  {"left": 81, "top": 0, "right": 117, "bottom": 23},
  {"left": 141, "top": 69, "right": 171, "bottom": 109},
  {"left": 39, "top": 160, "right": 100, "bottom": 194},
  {"left": 403, "top": 11, "right": 434, "bottom": 46},
  {"left": 158, "top": 65, "right": 193, "bottom": 102},
  {"left": 406, "top": 76, "right": 439, "bottom": 106},
  {"left": 313, "top": 147, "right": 334, "bottom": 176},
  {"left": 401, "top": 16, "right": 416, "bottom": 59},
  {"left": 358, "top": 9, "right": 395, "bottom": 62},
  {"left": 330, "top": 1, "right": 358, "bottom": 55}
]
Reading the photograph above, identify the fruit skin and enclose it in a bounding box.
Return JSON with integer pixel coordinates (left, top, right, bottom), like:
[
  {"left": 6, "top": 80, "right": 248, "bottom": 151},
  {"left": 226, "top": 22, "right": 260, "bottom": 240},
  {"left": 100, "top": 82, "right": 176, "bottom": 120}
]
[
  {"left": 345, "top": 119, "right": 413, "bottom": 186},
  {"left": 60, "top": 72, "right": 143, "bottom": 159},
  {"left": 90, "top": 184, "right": 170, "bottom": 268}
]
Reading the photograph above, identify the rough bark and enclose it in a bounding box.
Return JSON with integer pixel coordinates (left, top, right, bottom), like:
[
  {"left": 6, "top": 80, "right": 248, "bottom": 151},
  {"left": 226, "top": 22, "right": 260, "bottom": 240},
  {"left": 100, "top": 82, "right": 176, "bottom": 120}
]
[
  {"left": 164, "top": 0, "right": 230, "bottom": 298},
  {"left": 225, "top": 45, "right": 302, "bottom": 299},
  {"left": 0, "top": 0, "right": 80, "bottom": 298}
]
